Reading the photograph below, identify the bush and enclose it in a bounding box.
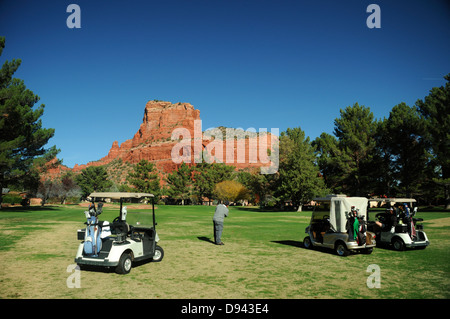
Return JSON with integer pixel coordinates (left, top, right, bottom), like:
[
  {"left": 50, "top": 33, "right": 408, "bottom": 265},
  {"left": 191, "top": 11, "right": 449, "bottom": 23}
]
[
  {"left": 214, "top": 180, "right": 250, "bottom": 203},
  {"left": 2, "top": 194, "right": 23, "bottom": 205}
]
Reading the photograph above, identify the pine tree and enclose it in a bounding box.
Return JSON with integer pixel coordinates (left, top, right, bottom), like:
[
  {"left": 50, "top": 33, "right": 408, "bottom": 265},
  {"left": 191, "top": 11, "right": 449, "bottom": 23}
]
[
  {"left": 313, "top": 132, "right": 343, "bottom": 193},
  {"left": 276, "top": 127, "right": 327, "bottom": 211},
  {"left": 333, "top": 103, "right": 377, "bottom": 196},
  {"left": 127, "top": 160, "right": 161, "bottom": 197},
  {"left": 314, "top": 103, "right": 378, "bottom": 196},
  {"left": 76, "top": 166, "right": 112, "bottom": 198},
  {"left": 377, "top": 103, "right": 429, "bottom": 197},
  {"left": 0, "top": 37, "right": 58, "bottom": 202},
  {"left": 165, "top": 163, "right": 192, "bottom": 205},
  {"left": 416, "top": 74, "right": 450, "bottom": 208}
]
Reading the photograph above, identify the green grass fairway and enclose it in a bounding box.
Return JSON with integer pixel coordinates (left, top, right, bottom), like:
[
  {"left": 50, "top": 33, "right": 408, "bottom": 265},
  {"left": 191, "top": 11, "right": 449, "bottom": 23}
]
[{"left": 0, "top": 204, "right": 449, "bottom": 299}]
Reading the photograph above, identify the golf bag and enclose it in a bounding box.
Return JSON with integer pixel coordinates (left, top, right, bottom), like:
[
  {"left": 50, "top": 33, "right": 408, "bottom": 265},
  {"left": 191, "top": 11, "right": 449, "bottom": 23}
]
[
  {"left": 83, "top": 203, "right": 103, "bottom": 256},
  {"left": 346, "top": 208, "right": 359, "bottom": 242},
  {"left": 357, "top": 216, "right": 367, "bottom": 245}
]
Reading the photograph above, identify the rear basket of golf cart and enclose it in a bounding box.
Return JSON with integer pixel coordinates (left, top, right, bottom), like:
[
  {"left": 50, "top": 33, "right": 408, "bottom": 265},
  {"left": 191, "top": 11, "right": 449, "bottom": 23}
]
[{"left": 77, "top": 229, "right": 85, "bottom": 240}]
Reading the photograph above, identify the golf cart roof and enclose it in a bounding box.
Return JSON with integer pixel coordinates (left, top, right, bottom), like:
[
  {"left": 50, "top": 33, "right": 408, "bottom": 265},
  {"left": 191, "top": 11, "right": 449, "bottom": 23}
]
[
  {"left": 368, "top": 198, "right": 416, "bottom": 203},
  {"left": 313, "top": 194, "right": 349, "bottom": 202},
  {"left": 89, "top": 192, "right": 154, "bottom": 199}
]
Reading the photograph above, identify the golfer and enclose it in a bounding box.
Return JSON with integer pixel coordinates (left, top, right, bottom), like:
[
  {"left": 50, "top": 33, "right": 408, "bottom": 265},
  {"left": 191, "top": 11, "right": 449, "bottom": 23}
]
[
  {"left": 375, "top": 207, "right": 397, "bottom": 230},
  {"left": 213, "top": 201, "right": 229, "bottom": 245}
]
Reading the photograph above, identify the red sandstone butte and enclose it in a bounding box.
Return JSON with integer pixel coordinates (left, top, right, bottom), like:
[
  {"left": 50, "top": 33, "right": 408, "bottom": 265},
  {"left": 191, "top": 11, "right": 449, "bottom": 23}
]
[{"left": 54, "top": 100, "right": 277, "bottom": 177}]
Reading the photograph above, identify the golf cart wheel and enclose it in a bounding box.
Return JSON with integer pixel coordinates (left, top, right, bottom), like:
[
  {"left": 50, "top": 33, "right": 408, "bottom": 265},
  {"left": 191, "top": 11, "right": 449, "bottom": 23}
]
[
  {"left": 335, "top": 242, "right": 350, "bottom": 257},
  {"left": 303, "top": 236, "right": 313, "bottom": 249},
  {"left": 392, "top": 238, "right": 405, "bottom": 251},
  {"left": 116, "top": 252, "right": 133, "bottom": 274},
  {"left": 152, "top": 245, "right": 164, "bottom": 262}
]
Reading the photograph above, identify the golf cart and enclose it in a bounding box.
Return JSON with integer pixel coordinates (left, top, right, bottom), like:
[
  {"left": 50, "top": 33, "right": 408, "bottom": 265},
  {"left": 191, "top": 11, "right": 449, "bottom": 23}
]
[
  {"left": 367, "top": 198, "right": 429, "bottom": 251},
  {"left": 303, "top": 195, "right": 376, "bottom": 256},
  {"left": 74, "top": 192, "right": 164, "bottom": 274}
]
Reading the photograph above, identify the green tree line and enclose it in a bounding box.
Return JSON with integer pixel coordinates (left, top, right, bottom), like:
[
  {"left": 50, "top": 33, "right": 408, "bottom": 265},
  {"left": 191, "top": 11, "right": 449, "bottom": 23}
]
[{"left": 314, "top": 78, "right": 449, "bottom": 209}]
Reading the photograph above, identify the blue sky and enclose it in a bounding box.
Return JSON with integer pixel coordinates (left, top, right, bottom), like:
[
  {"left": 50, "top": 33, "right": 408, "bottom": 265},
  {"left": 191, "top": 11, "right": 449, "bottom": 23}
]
[{"left": 1, "top": 0, "right": 449, "bottom": 168}]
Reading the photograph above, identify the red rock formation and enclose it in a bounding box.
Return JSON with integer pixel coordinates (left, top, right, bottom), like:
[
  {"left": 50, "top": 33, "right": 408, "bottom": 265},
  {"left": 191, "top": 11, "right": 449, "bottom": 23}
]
[
  {"left": 53, "top": 100, "right": 278, "bottom": 180},
  {"left": 41, "top": 157, "right": 71, "bottom": 180},
  {"left": 132, "top": 100, "right": 200, "bottom": 146}
]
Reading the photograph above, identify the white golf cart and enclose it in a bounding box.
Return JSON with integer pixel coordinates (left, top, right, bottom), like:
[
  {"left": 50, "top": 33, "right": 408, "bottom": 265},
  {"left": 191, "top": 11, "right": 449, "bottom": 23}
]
[
  {"left": 367, "top": 198, "right": 429, "bottom": 251},
  {"left": 74, "top": 192, "right": 164, "bottom": 274},
  {"left": 303, "top": 195, "right": 376, "bottom": 256}
]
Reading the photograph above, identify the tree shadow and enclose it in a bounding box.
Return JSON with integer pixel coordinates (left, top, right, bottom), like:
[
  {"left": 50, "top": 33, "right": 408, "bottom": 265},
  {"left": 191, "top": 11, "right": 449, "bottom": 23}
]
[
  {"left": 0, "top": 205, "right": 60, "bottom": 213},
  {"left": 197, "top": 236, "right": 215, "bottom": 244},
  {"left": 233, "top": 206, "right": 281, "bottom": 213}
]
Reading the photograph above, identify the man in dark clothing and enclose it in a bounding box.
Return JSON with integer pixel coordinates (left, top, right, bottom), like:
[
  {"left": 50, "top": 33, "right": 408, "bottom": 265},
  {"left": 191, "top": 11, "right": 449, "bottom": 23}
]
[
  {"left": 375, "top": 207, "right": 397, "bottom": 230},
  {"left": 213, "top": 201, "right": 229, "bottom": 245}
]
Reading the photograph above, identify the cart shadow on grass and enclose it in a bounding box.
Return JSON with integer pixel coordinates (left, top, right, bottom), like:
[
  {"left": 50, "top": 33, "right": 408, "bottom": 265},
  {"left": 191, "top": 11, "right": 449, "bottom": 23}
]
[
  {"left": 271, "top": 240, "right": 349, "bottom": 255},
  {"left": 77, "top": 258, "right": 155, "bottom": 274},
  {"left": 271, "top": 240, "right": 303, "bottom": 247},
  {"left": 198, "top": 237, "right": 351, "bottom": 255}
]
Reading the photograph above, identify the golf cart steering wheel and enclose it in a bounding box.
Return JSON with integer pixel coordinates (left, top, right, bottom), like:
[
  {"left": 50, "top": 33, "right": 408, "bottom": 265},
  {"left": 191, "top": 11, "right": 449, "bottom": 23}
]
[
  {"left": 113, "top": 216, "right": 121, "bottom": 223},
  {"left": 322, "top": 215, "right": 330, "bottom": 220},
  {"left": 376, "top": 213, "right": 386, "bottom": 223}
]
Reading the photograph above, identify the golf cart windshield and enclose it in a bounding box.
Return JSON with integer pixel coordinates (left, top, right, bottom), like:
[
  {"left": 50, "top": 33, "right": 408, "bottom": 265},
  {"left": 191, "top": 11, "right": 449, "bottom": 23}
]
[
  {"left": 313, "top": 196, "right": 368, "bottom": 232},
  {"left": 367, "top": 198, "right": 417, "bottom": 220},
  {"left": 88, "top": 192, "right": 156, "bottom": 228}
]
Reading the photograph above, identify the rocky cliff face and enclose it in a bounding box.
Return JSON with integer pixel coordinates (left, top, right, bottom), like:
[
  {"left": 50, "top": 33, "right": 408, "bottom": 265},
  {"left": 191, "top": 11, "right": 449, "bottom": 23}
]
[
  {"left": 54, "top": 100, "right": 276, "bottom": 180},
  {"left": 72, "top": 101, "right": 200, "bottom": 173}
]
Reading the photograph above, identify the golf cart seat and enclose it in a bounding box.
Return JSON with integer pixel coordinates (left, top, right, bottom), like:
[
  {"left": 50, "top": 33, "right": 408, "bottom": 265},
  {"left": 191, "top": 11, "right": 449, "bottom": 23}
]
[
  {"left": 110, "top": 220, "right": 131, "bottom": 242},
  {"left": 111, "top": 221, "right": 130, "bottom": 234}
]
